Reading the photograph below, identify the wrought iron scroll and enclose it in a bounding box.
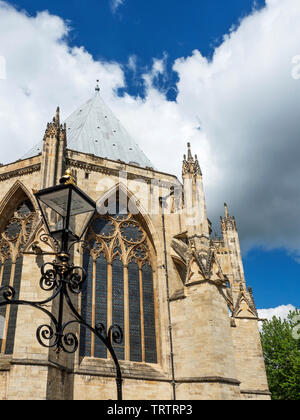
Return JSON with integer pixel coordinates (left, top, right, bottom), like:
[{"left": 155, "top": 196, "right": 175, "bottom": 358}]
[{"left": 0, "top": 256, "right": 123, "bottom": 400}]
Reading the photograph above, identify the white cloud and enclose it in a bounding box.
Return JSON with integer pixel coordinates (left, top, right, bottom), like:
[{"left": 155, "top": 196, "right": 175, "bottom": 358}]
[
  {"left": 258, "top": 304, "right": 296, "bottom": 321},
  {"left": 0, "top": 1, "right": 125, "bottom": 165},
  {"left": 1, "top": 0, "right": 300, "bottom": 258},
  {"left": 110, "top": 0, "right": 124, "bottom": 14},
  {"left": 258, "top": 304, "right": 296, "bottom": 331},
  {"left": 171, "top": 0, "right": 300, "bottom": 255},
  {"left": 127, "top": 54, "right": 137, "bottom": 74}
]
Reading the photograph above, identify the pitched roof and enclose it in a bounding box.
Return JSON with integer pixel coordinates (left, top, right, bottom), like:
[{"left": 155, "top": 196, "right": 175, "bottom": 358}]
[{"left": 23, "top": 90, "right": 154, "bottom": 169}]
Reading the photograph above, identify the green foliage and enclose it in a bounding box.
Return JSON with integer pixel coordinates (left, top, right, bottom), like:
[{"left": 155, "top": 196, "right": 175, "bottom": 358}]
[{"left": 260, "top": 309, "right": 300, "bottom": 400}]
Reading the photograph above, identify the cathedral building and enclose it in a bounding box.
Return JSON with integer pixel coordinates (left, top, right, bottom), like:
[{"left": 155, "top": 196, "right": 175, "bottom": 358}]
[{"left": 0, "top": 85, "right": 270, "bottom": 400}]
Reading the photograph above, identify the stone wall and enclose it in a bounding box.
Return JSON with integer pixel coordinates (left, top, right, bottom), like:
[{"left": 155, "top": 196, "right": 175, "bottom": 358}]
[
  {"left": 231, "top": 318, "right": 270, "bottom": 399},
  {"left": 0, "top": 147, "right": 270, "bottom": 400}
]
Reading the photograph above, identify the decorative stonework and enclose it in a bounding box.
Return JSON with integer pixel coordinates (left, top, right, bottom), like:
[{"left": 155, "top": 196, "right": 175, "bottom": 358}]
[
  {"left": 0, "top": 199, "right": 36, "bottom": 264},
  {"left": 220, "top": 204, "right": 237, "bottom": 232},
  {"left": 182, "top": 143, "right": 202, "bottom": 177},
  {"left": 0, "top": 95, "right": 270, "bottom": 400},
  {"left": 221, "top": 216, "right": 237, "bottom": 232},
  {"left": 43, "top": 107, "right": 66, "bottom": 143},
  {"left": 171, "top": 236, "right": 228, "bottom": 288},
  {"left": 84, "top": 212, "right": 152, "bottom": 267},
  {"left": 67, "top": 158, "right": 174, "bottom": 187},
  {"left": 0, "top": 164, "right": 40, "bottom": 183},
  {"left": 81, "top": 211, "right": 158, "bottom": 364},
  {"left": 232, "top": 284, "right": 258, "bottom": 319}
]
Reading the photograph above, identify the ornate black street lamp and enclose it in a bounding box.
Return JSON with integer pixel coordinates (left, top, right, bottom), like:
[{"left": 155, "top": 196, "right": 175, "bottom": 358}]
[{"left": 0, "top": 170, "right": 123, "bottom": 400}]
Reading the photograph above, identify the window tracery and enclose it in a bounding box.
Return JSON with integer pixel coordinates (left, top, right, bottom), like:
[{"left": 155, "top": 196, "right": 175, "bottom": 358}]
[
  {"left": 0, "top": 199, "right": 36, "bottom": 354},
  {"left": 80, "top": 211, "right": 158, "bottom": 364}
]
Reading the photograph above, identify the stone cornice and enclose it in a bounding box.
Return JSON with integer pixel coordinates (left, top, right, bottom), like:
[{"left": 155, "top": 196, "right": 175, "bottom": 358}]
[
  {"left": 0, "top": 164, "right": 41, "bottom": 182},
  {"left": 67, "top": 158, "right": 175, "bottom": 187}
]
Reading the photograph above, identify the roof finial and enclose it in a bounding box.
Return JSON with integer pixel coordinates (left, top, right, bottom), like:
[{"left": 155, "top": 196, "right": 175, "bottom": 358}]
[
  {"left": 55, "top": 106, "right": 60, "bottom": 125},
  {"left": 224, "top": 203, "right": 229, "bottom": 218},
  {"left": 187, "top": 142, "right": 193, "bottom": 161},
  {"left": 95, "top": 80, "right": 100, "bottom": 92}
]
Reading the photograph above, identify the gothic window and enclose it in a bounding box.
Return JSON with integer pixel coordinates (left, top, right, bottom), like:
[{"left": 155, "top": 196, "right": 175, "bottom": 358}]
[
  {"left": 0, "top": 199, "right": 35, "bottom": 354},
  {"left": 79, "top": 210, "right": 158, "bottom": 364}
]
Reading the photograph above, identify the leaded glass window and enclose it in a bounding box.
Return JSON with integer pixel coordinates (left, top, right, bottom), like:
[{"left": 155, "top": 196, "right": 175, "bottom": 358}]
[
  {"left": 0, "top": 199, "right": 35, "bottom": 354},
  {"left": 80, "top": 210, "right": 158, "bottom": 364}
]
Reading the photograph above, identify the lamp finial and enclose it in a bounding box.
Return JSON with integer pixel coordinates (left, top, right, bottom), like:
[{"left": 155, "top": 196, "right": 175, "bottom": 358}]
[{"left": 60, "top": 169, "right": 76, "bottom": 186}]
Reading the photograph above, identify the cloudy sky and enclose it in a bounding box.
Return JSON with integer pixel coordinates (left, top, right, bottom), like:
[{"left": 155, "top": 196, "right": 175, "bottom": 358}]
[{"left": 0, "top": 0, "right": 299, "bottom": 316}]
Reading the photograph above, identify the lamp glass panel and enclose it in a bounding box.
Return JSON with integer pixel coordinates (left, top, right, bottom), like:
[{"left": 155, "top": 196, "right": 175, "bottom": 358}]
[
  {"left": 69, "top": 210, "right": 95, "bottom": 240},
  {"left": 69, "top": 189, "right": 95, "bottom": 216},
  {"left": 38, "top": 188, "right": 71, "bottom": 217},
  {"left": 38, "top": 199, "right": 65, "bottom": 233},
  {"left": 36, "top": 185, "right": 96, "bottom": 248}
]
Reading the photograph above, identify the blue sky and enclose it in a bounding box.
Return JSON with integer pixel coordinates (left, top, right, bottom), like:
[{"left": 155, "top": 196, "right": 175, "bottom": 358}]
[
  {"left": 0, "top": 0, "right": 299, "bottom": 313},
  {"left": 11, "top": 0, "right": 266, "bottom": 99}
]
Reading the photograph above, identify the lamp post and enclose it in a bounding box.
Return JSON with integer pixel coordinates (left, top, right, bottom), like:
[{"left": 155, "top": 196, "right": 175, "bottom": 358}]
[{"left": 0, "top": 171, "right": 123, "bottom": 400}]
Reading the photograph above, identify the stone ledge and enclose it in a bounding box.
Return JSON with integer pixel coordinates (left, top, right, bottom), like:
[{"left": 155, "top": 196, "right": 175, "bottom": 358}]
[
  {"left": 240, "top": 389, "right": 272, "bottom": 396},
  {"left": 76, "top": 358, "right": 169, "bottom": 382},
  {"left": 10, "top": 358, "right": 72, "bottom": 373},
  {"left": 175, "top": 376, "right": 241, "bottom": 386},
  {"left": 0, "top": 360, "right": 10, "bottom": 371},
  {"left": 169, "top": 288, "right": 186, "bottom": 302}
]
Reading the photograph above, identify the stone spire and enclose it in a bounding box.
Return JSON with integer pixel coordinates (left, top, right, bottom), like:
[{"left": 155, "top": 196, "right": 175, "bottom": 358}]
[
  {"left": 221, "top": 203, "right": 237, "bottom": 232},
  {"left": 220, "top": 203, "right": 246, "bottom": 295},
  {"left": 182, "top": 142, "right": 209, "bottom": 242},
  {"left": 182, "top": 142, "right": 202, "bottom": 177},
  {"left": 40, "top": 107, "right": 67, "bottom": 188}
]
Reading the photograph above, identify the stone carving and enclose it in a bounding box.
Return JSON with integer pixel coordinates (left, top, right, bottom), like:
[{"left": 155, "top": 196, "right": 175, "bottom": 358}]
[
  {"left": 0, "top": 164, "right": 41, "bottom": 182},
  {"left": 0, "top": 199, "right": 37, "bottom": 263},
  {"left": 232, "top": 284, "right": 258, "bottom": 319},
  {"left": 43, "top": 107, "right": 66, "bottom": 142},
  {"left": 182, "top": 143, "right": 202, "bottom": 177},
  {"left": 171, "top": 236, "right": 228, "bottom": 287}
]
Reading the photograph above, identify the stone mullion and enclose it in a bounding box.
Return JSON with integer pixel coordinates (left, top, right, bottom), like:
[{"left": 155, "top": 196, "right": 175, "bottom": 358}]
[
  {"left": 91, "top": 259, "right": 96, "bottom": 357},
  {"left": 139, "top": 265, "right": 145, "bottom": 363},
  {"left": 152, "top": 268, "right": 161, "bottom": 365},
  {"left": 107, "top": 261, "right": 112, "bottom": 359},
  {"left": 0, "top": 261, "right": 4, "bottom": 286},
  {"left": 123, "top": 264, "right": 130, "bottom": 360},
  {"left": 1, "top": 261, "right": 16, "bottom": 353}
]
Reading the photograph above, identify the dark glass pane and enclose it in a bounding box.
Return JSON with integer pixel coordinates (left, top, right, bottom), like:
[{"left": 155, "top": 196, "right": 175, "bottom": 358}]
[
  {"left": 94, "top": 254, "right": 107, "bottom": 359},
  {"left": 142, "top": 262, "right": 157, "bottom": 364},
  {"left": 92, "top": 218, "right": 115, "bottom": 237},
  {"left": 128, "top": 261, "right": 142, "bottom": 362},
  {"left": 0, "top": 258, "right": 12, "bottom": 352},
  {"left": 112, "top": 256, "right": 124, "bottom": 360},
  {"left": 5, "top": 256, "right": 23, "bottom": 355},
  {"left": 80, "top": 251, "right": 93, "bottom": 357},
  {"left": 113, "top": 238, "right": 122, "bottom": 255},
  {"left": 5, "top": 220, "right": 22, "bottom": 240},
  {"left": 121, "top": 223, "right": 143, "bottom": 243},
  {"left": 17, "top": 200, "right": 34, "bottom": 217}
]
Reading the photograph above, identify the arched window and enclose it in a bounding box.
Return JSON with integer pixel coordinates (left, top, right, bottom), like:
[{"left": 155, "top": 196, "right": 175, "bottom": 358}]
[
  {"left": 0, "top": 199, "right": 35, "bottom": 354},
  {"left": 80, "top": 210, "right": 158, "bottom": 364}
]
